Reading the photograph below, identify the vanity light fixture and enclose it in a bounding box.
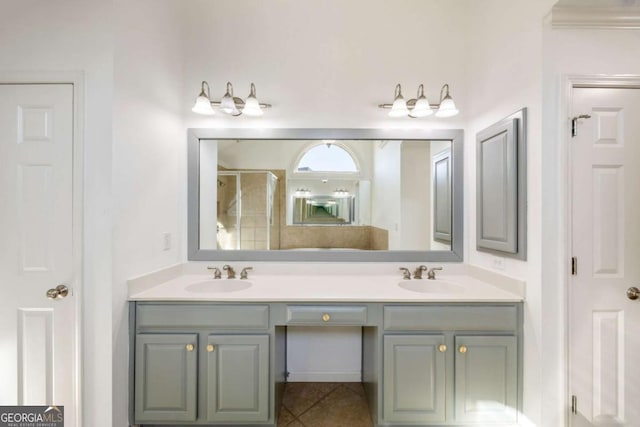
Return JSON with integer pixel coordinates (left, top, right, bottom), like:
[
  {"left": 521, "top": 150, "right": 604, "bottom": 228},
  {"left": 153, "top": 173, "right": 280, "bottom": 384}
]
[
  {"left": 333, "top": 189, "right": 350, "bottom": 197},
  {"left": 191, "top": 81, "right": 272, "bottom": 117},
  {"left": 379, "top": 83, "right": 459, "bottom": 118}
]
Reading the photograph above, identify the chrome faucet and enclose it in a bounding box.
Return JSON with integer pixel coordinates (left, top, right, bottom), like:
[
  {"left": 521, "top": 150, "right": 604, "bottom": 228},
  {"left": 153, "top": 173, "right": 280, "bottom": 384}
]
[
  {"left": 399, "top": 267, "right": 411, "bottom": 280},
  {"left": 207, "top": 266, "right": 222, "bottom": 279},
  {"left": 223, "top": 264, "right": 236, "bottom": 279},
  {"left": 413, "top": 265, "right": 428, "bottom": 279},
  {"left": 427, "top": 267, "right": 443, "bottom": 280},
  {"left": 240, "top": 267, "right": 253, "bottom": 280}
]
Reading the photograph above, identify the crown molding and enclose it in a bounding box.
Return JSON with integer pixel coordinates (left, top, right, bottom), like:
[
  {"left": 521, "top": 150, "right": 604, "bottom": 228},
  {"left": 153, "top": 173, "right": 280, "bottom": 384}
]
[{"left": 552, "top": 6, "right": 640, "bottom": 29}]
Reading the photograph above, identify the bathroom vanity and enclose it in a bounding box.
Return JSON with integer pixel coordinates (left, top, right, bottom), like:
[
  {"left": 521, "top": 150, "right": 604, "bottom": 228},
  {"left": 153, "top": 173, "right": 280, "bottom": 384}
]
[{"left": 128, "top": 265, "right": 524, "bottom": 426}]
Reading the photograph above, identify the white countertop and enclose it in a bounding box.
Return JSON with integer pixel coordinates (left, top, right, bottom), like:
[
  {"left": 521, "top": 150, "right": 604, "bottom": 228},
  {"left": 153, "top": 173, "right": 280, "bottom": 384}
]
[{"left": 128, "top": 263, "right": 525, "bottom": 303}]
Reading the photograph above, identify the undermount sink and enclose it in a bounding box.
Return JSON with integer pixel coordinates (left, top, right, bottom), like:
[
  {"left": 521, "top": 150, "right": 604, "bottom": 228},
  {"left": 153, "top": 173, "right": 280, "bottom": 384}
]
[
  {"left": 398, "top": 279, "right": 465, "bottom": 294},
  {"left": 185, "top": 279, "right": 252, "bottom": 293}
]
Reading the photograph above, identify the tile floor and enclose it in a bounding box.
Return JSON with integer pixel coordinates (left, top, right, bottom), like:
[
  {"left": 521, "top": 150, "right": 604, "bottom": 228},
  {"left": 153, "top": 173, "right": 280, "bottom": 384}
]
[{"left": 278, "top": 382, "right": 373, "bottom": 427}]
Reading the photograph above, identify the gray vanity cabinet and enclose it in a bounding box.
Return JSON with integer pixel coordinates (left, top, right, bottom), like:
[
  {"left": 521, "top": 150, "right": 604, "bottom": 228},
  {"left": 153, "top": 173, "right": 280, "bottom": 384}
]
[
  {"left": 134, "top": 333, "right": 198, "bottom": 423},
  {"left": 131, "top": 303, "right": 274, "bottom": 426},
  {"left": 454, "top": 335, "right": 518, "bottom": 424},
  {"left": 131, "top": 301, "right": 521, "bottom": 426},
  {"left": 206, "top": 334, "right": 269, "bottom": 423},
  {"left": 383, "top": 335, "right": 446, "bottom": 424},
  {"left": 380, "top": 304, "right": 521, "bottom": 425}
]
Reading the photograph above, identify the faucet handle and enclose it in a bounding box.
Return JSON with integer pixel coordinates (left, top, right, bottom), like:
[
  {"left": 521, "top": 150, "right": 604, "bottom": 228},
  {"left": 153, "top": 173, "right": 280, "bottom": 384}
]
[
  {"left": 427, "top": 266, "right": 443, "bottom": 280},
  {"left": 413, "top": 265, "right": 428, "bottom": 279},
  {"left": 240, "top": 267, "right": 253, "bottom": 280},
  {"left": 222, "top": 264, "right": 236, "bottom": 279},
  {"left": 207, "top": 266, "right": 222, "bottom": 279},
  {"left": 399, "top": 267, "right": 411, "bottom": 280}
]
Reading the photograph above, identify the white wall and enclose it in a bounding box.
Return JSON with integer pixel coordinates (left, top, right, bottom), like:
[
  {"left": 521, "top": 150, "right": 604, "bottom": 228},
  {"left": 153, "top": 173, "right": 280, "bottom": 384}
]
[
  {"left": 464, "top": 1, "right": 557, "bottom": 425},
  {"left": 111, "top": 1, "right": 186, "bottom": 425},
  {"left": 401, "top": 141, "right": 431, "bottom": 250},
  {"left": 0, "top": 2, "right": 114, "bottom": 425},
  {"left": 286, "top": 327, "right": 362, "bottom": 382}
]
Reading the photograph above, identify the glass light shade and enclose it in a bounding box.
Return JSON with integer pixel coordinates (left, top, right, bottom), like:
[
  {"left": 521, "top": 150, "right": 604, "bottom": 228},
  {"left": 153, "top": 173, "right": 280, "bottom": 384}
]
[
  {"left": 242, "top": 96, "right": 263, "bottom": 116},
  {"left": 409, "top": 97, "right": 433, "bottom": 118},
  {"left": 435, "top": 96, "right": 459, "bottom": 117},
  {"left": 192, "top": 95, "right": 215, "bottom": 115},
  {"left": 389, "top": 97, "right": 409, "bottom": 117},
  {"left": 220, "top": 93, "right": 239, "bottom": 115}
]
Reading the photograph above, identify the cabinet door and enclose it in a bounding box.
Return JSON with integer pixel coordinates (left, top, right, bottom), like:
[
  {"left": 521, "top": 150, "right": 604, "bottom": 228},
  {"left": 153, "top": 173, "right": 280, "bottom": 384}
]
[
  {"left": 454, "top": 335, "right": 518, "bottom": 424},
  {"left": 383, "top": 335, "right": 446, "bottom": 424},
  {"left": 206, "top": 335, "right": 269, "bottom": 423},
  {"left": 134, "top": 334, "right": 198, "bottom": 423}
]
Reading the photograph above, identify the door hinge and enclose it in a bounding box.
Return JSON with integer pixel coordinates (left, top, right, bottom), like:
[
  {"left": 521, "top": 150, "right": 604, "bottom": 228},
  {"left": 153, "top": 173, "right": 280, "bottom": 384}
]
[
  {"left": 571, "top": 257, "right": 577, "bottom": 275},
  {"left": 571, "top": 395, "right": 577, "bottom": 414},
  {"left": 571, "top": 114, "right": 592, "bottom": 137}
]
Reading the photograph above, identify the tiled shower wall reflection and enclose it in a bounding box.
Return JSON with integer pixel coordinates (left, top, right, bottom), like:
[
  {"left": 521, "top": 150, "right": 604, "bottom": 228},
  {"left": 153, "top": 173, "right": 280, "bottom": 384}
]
[{"left": 239, "top": 172, "right": 274, "bottom": 250}]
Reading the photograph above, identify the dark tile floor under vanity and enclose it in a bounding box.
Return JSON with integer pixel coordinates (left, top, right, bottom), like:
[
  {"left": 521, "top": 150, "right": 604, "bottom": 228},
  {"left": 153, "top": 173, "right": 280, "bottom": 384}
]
[{"left": 278, "top": 382, "right": 373, "bottom": 427}]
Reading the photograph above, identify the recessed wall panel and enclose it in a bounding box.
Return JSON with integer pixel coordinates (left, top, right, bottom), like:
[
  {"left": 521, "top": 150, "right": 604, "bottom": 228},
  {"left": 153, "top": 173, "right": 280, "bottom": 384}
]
[
  {"left": 480, "top": 132, "right": 508, "bottom": 241},
  {"left": 17, "top": 309, "right": 53, "bottom": 405},
  {"left": 593, "top": 108, "right": 623, "bottom": 146},
  {"left": 17, "top": 106, "right": 53, "bottom": 144},
  {"left": 592, "top": 311, "right": 624, "bottom": 423},
  {"left": 592, "top": 166, "right": 624, "bottom": 277},
  {"left": 17, "top": 165, "right": 53, "bottom": 272}
]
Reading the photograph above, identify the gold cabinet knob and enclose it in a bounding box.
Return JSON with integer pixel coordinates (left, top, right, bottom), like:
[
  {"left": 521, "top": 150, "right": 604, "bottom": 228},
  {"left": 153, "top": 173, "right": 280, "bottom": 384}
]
[
  {"left": 438, "top": 344, "right": 447, "bottom": 353},
  {"left": 459, "top": 345, "right": 467, "bottom": 354},
  {"left": 322, "top": 313, "right": 331, "bottom": 322},
  {"left": 207, "top": 344, "right": 215, "bottom": 353},
  {"left": 186, "top": 344, "right": 195, "bottom": 352}
]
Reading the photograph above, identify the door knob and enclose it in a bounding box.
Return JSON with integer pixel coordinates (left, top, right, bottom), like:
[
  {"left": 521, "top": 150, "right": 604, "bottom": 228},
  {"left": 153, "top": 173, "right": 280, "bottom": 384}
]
[
  {"left": 627, "top": 287, "right": 640, "bottom": 301},
  {"left": 46, "top": 285, "right": 68, "bottom": 300}
]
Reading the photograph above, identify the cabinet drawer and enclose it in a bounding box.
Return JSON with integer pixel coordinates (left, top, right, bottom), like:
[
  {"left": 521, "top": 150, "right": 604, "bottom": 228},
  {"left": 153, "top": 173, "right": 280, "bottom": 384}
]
[
  {"left": 384, "top": 305, "right": 517, "bottom": 331},
  {"left": 286, "top": 305, "right": 367, "bottom": 325},
  {"left": 137, "top": 304, "right": 269, "bottom": 330}
]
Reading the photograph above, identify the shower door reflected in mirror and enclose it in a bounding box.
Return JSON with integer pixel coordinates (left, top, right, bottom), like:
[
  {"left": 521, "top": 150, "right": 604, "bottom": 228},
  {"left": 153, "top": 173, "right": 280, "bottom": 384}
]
[
  {"left": 198, "top": 138, "right": 453, "bottom": 252},
  {"left": 216, "top": 171, "right": 278, "bottom": 250}
]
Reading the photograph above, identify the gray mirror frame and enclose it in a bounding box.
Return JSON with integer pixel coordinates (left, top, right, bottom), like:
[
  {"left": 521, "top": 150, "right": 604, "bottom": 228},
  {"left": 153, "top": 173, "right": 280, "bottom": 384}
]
[{"left": 188, "top": 128, "right": 464, "bottom": 262}]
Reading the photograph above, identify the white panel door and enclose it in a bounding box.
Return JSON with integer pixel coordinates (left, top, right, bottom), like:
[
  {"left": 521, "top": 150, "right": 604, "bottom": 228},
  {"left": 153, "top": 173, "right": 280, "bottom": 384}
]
[
  {"left": 0, "top": 84, "right": 77, "bottom": 426},
  {"left": 570, "top": 87, "right": 640, "bottom": 426}
]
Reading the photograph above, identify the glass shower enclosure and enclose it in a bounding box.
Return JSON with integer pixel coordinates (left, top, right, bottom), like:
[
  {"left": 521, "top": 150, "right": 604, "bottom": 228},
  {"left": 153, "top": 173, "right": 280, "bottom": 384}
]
[{"left": 216, "top": 171, "right": 278, "bottom": 250}]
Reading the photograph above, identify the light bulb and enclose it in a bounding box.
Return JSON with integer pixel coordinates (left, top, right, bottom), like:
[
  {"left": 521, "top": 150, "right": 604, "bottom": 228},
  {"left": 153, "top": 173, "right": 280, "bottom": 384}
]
[
  {"left": 192, "top": 95, "right": 215, "bottom": 115},
  {"left": 435, "top": 84, "right": 459, "bottom": 118},
  {"left": 410, "top": 97, "right": 433, "bottom": 118},
  {"left": 242, "top": 83, "right": 264, "bottom": 116},
  {"left": 191, "top": 81, "right": 215, "bottom": 115},
  {"left": 220, "top": 82, "right": 240, "bottom": 115},
  {"left": 388, "top": 83, "right": 409, "bottom": 117},
  {"left": 435, "top": 96, "right": 459, "bottom": 117}
]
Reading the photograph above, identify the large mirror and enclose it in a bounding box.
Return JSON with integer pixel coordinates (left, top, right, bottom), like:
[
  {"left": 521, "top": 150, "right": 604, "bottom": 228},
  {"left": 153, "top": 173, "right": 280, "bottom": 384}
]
[{"left": 188, "top": 129, "right": 463, "bottom": 262}]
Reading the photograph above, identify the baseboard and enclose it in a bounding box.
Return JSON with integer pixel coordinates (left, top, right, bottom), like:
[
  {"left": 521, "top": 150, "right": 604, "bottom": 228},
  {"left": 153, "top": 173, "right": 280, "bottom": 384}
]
[{"left": 287, "top": 371, "right": 361, "bottom": 382}]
